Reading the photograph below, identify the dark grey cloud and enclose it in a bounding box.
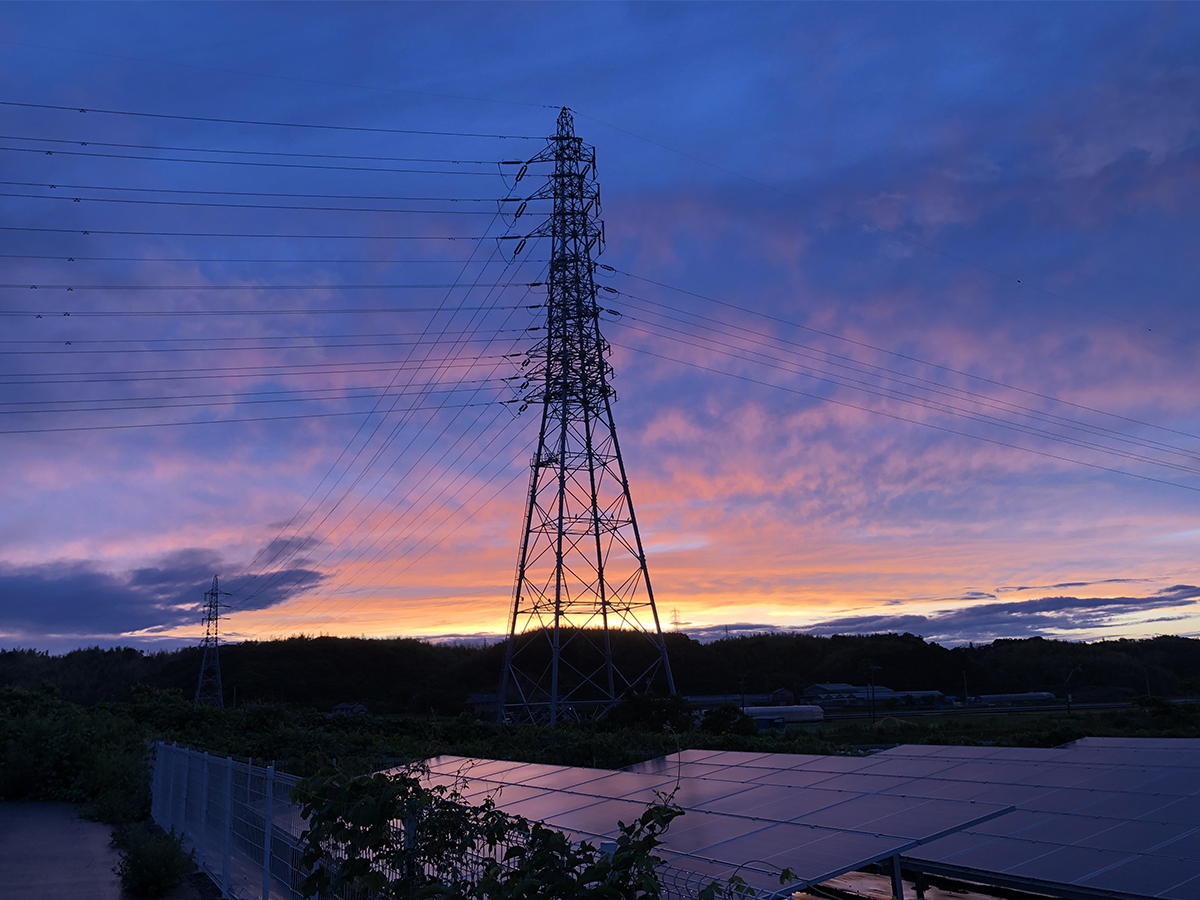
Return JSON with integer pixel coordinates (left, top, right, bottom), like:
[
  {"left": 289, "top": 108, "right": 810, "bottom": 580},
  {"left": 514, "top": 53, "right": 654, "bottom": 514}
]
[
  {"left": 801, "top": 585, "right": 1200, "bottom": 644},
  {"left": 669, "top": 586, "right": 1200, "bottom": 645},
  {"left": 0, "top": 548, "right": 326, "bottom": 642}
]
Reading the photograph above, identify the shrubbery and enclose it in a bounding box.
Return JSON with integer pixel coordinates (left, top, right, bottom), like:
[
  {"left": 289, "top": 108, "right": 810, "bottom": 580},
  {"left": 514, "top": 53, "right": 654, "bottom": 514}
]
[
  {"left": 291, "top": 764, "right": 725, "bottom": 900},
  {"left": 112, "top": 822, "right": 194, "bottom": 898},
  {"left": 0, "top": 685, "right": 150, "bottom": 822}
]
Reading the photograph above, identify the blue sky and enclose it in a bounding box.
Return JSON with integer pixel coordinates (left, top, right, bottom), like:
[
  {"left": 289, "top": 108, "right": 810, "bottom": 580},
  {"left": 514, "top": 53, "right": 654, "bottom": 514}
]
[{"left": 0, "top": 2, "right": 1198, "bottom": 651}]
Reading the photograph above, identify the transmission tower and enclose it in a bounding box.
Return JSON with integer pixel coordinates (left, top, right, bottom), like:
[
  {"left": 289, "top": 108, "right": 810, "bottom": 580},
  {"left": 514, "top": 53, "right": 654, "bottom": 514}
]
[
  {"left": 498, "top": 109, "right": 675, "bottom": 724},
  {"left": 194, "top": 575, "right": 226, "bottom": 707}
]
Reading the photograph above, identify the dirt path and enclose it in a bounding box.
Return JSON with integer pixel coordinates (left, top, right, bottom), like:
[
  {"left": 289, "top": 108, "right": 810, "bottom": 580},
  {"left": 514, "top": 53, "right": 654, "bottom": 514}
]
[{"left": 0, "top": 801, "right": 124, "bottom": 899}]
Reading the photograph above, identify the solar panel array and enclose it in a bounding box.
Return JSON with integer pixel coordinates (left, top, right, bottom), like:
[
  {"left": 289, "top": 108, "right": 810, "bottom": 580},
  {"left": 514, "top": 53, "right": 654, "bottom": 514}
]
[
  {"left": 625, "top": 741, "right": 1200, "bottom": 900},
  {"left": 886, "top": 741, "right": 1200, "bottom": 900},
  {"left": 423, "top": 753, "right": 1011, "bottom": 896}
]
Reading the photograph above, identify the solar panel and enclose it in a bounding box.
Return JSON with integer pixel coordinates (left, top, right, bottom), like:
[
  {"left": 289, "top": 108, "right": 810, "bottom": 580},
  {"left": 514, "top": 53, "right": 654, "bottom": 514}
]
[
  {"left": 423, "top": 740, "right": 1200, "bottom": 899},
  {"left": 1162, "top": 874, "right": 1200, "bottom": 900},
  {"left": 890, "top": 740, "right": 1200, "bottom": 898}
]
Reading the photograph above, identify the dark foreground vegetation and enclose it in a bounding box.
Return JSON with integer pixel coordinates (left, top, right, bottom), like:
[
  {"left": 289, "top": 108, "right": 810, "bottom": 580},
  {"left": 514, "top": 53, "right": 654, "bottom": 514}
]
[
  {"left": 4, "top": 631, "right": 1200, "bottom": 713},
  {"left": 3, "top": 632, "right": 1199, "bottom": 896}
]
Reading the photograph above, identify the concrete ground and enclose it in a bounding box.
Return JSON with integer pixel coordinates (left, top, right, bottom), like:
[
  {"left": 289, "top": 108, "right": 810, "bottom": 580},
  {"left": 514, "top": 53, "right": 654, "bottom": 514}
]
[{"left": 0, "top": 801, "right": 125, "bottom": 899}]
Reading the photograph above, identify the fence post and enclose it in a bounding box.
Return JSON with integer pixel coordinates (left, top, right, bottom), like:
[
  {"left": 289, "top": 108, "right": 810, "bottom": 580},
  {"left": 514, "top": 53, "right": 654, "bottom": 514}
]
[
  {"left": 164, "top": 743, "right": 176, "bottom": 832},
  {"left": 199, "top": 751, "right": 210, "bottom": 871},
  {"left": 150, "top": 741, "right": 161, "bottom": 823},
  {"left": 222, "top": 756, "right": 233, "bottom": 899},
  {"left": 262, "top": 763, "right": 275, "bottom": 900},
  {"left": 178, "top": 743, "right": 190, "bottom": 834}
]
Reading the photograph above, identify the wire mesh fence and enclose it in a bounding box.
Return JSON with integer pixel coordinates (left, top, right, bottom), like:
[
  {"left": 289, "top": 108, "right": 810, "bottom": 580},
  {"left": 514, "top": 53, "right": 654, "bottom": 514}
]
[
  {"left": 151, "top": 741, "right": 307, "bottom": 900},
  {"left": 151, "top": 741, "right": 770, "bottom": 900}
]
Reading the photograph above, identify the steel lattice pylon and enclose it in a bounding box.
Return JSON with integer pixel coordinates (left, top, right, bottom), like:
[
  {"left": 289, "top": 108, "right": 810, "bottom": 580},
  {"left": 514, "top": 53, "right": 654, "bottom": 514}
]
[
  {"left": 194, "top": 575, "right": 225, "bottom": 707},
  {"left": 498, "top": 109, "right": 674, "bottom": 724}
]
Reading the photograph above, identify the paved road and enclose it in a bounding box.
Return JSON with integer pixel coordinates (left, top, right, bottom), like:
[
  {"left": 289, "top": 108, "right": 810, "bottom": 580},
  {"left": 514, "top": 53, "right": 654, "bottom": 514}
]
[{"left": 0, "top": 802, "right": 124, "bottom": 899}]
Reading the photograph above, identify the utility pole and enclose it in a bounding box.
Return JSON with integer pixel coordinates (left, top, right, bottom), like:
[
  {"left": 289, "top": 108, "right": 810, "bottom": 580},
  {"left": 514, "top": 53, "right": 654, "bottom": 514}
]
[
  {"left": 867, "top": 664, "right": 881, "bottom": 725},
  {"left": 1065, "top": 665, "right": 1082, "bottom": 714},
  {"left": 194, "top": 575, "right": 227, "bottom": 707},
  {"left": 498, "top": 109, "right": 674, "bottom": 724}
]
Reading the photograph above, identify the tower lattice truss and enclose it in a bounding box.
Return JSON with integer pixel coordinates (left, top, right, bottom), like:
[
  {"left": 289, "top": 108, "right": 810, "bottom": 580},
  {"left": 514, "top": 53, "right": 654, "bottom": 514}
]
[
  {"left": 499, "top": 109, "right": 674, "bottom": 724},
  {"left": 194, "top": 575, "right": 224, "bottom": 707}
]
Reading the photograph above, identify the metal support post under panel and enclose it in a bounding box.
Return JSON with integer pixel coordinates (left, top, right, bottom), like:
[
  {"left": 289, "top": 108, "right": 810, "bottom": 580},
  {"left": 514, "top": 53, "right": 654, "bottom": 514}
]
[{"left": 891, "top": 854, "right": 905, "bottom": 900}]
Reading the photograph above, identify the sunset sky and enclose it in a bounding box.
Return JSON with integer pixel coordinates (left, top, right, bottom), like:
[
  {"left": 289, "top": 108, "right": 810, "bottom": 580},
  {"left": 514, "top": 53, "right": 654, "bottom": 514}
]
[{"left": 1, "top": 2, "right": 1198, "bottom": 653}]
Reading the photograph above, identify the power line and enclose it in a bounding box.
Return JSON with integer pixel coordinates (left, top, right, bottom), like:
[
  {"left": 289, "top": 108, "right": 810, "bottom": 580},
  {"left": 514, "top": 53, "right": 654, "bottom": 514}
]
[
  {"left": 231, "top": 264, "right": 537, "bottom": 599},
  {"left": 0, "top": 305, "right": 540, "bottom": 319},
  {"left": 1, "top": 328, "right": 536, "bottom": 345},
  {"left": 0, "top": 99, "right": 544, "bottom": 139},
  {"left": 609, "top": 292, "right": 1200, "bottom": 464},
  {"left": 222, "top": 196, "right": 534, "bottom": 590},
  {"left": 3, "top": 281, "right": 541, "bottom": 291},
  {"left": 0, "top": 377, "right": 502, "bottom": 408},
  {"left": 0, "top": 133, "right": 520, "bottom": 165},
  {"left": 0, "top": 189, "right": 548, "bottom": 215},
  {"left": 609, "top": 337, "right": 1200, "bottom": 494},
  {"left": 2, "top": 254, "right": 550, "bottom": 266},
  {"left": 610, "top": 268, "right": 1200, "bottom": 444},
  {"left": 0, "top": 355, "right": 516, "bottom": 385},
  {"left": 0, "top": 383, "right": 507, "bottom": 416},
  {"left": 1, "top": 224, "right": 530, "bottom": 240},
  {"left": 0, "top": 330, "right": 531, "bottom": 355},
  {"left": 0, "top": 180, "right": 531, "bottom": 202},
  {"left": 0, "top": 399, "right": 502, "bottom": 436},
  {"left": 0, "top": 142, "right": 525, "bottom": 175}
]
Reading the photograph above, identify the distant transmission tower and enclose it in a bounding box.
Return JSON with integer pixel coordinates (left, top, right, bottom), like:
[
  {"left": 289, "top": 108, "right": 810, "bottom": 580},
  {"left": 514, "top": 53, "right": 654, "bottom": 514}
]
[
  {"left": 498, "top": 109, "right": 674, "bottom": 724},
  {"left": 194, "top": 575, "right": 226, "bottom": 707}
]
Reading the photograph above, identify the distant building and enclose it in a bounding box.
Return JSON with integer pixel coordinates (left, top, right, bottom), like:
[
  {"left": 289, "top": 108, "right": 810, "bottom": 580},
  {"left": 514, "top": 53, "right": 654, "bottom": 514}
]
[
  {"left": 971, "top": 691, "right": 1055, "bottom": 707},
  {"left": 742, "top": 705, "right": 824, "bottom": 727},
  {"left": 803, "top": 684, "right": 945, "bottom": 709},
  {"left": 684, "top": 688, "right": 794, "bottom": 710},
  {"left": 467, "top": 693, "right": 501, "bottom": 718},
  {"left": 329, "top": 701, "right": 369, "bottom": 716}
]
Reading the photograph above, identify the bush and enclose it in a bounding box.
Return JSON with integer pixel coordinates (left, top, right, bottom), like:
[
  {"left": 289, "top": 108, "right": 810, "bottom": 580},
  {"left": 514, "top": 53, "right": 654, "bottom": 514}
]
[
  {"left": 112, "top": 822, "right": 194, "bottom": 898},
  {"left": 700, "top": 704, "right": 756, "bottom": 736}
]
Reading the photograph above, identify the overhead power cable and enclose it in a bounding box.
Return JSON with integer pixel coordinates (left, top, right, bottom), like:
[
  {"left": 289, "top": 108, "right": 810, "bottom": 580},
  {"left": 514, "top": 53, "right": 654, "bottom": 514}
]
[
  {"left": 0, "top": 399, "right": 502, "bottom": 436},
  {"left": 1, "top": 224, "right": 527, "bottom": 240},
  {"left": 0, "top": 133, "right": 516, "bottom": 165},
  {"left": 0, "top": 330, "right": 530, "bottom": 355},
  {"left": 0, "top": 180, "right": 530, "bottom": 203},
  {"left": 0, "top": 304, "right": 541, "bottom": 319},
  {"left": 246, "top": 418, "right": 529, "bottom": 635},
  {"left": 618, "top": 316, "right": 1200, "bottom": 477},
  {"left": 0, "top": 143, "right": 522, "bottom": 175},
  {"left": 0, "top": 383, "right": 506, "bottom": 416},
  {"left": 611, "top": 268, "right": 1200, "bottom": 444},
  {"left": 0, "top": 99, "right": 544, "bottom": 139},
  {"left": 1, "top": 329, "right": 536, "bottom": 346},
  {"left": 221, "top": 195, "right": 534, "bottom": 593},
  {"left": 1, "top": 190, "right": 546, "bottom": 215},
  {"left": 0, "top": 355, "right": 515, "bottom": 385},
  {"left": 229, "top": 263, "right": 538, "bottom": 603},
  {"left": 2, "top": 254, "right": 550, "bottom": 265},
  {"left": 4, "top": 281, "right": 541, "bottom": 291},
  {"left": 609, "top": 316, "right": 1200, "bottom": 487},
  {"left": 0, "top": 377, "right": 502, "bottom": 409},
  {"left": 615, "top": 340, "right": 1200, "bottom": 494},
  {"left": 609, "top": 291, "right": 1200, "bottom": 464}
]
